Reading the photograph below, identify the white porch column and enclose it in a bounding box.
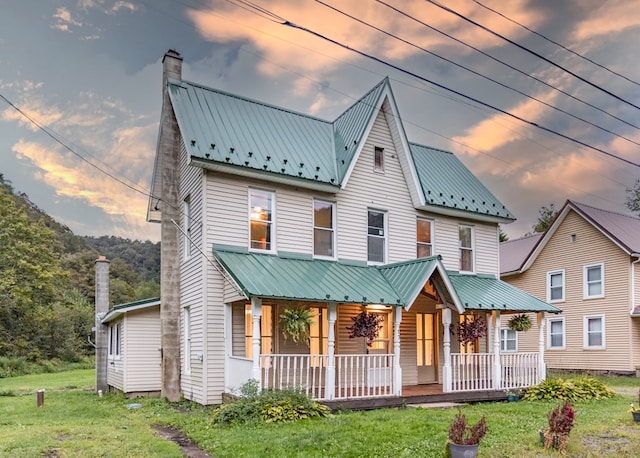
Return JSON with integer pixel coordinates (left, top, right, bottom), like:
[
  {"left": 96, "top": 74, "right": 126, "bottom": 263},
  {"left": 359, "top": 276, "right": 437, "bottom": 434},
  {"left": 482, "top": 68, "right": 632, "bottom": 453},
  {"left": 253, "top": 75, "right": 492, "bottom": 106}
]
[
  {"left": 492, "top": 311, "right": 502, "bottom": 390},
  {"left": 326, "top": 302, "right": 337, "bottom": 400},
  {"left": 442, "top": 308, "right": 452, "bottom": 393},
  {"left": 537, "top": 312, "right": 546, "bottom": 383},
  {"left": 251, "top": 297, "right": 262, "bottom": 386},
  {"left": 393, "top": 306, "right": 403, "bottom": 396}
]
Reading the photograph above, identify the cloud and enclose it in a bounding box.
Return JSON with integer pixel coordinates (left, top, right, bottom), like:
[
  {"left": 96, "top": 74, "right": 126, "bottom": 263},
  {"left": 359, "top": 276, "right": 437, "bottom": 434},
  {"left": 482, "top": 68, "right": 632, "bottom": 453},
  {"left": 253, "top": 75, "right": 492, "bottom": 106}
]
[
  {"left": 572, "top": 0, "right": 640, "bottom": 40},
  {"left": 52, "top": 7, "right": 82, "bottom": 32},
  {"left": 110, "top": 1, "right": 136, "bottom": 14},
  {"left": 1, "top": 101, "right": 64, "bottom": 132}
]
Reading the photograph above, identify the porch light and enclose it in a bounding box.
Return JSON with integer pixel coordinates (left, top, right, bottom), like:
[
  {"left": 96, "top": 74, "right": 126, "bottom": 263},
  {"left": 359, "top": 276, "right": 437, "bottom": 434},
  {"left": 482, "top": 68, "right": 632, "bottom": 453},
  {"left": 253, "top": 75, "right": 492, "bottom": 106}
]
[{"left": 367, "top": 304, "right": 391, "bottom": 311}]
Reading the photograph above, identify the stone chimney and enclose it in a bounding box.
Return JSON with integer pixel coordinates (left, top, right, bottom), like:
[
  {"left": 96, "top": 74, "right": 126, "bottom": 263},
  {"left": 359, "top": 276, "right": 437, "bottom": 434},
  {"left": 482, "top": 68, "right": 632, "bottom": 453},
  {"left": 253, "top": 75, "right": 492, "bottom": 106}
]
[
  {"left": 95, "top": 255, "right": 110, "bottom": 394},
  {"left": 159, "top": 50, "right": 182, "bottom": 401}
]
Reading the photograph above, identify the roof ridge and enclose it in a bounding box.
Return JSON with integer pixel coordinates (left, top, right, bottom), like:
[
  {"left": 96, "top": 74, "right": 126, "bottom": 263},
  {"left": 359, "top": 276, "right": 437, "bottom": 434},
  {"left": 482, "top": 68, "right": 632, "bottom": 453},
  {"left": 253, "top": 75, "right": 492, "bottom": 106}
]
[
  {"left": 409, "top": 142, "right": 454, "bottom": 155},
  {"left": 500, "top": 233, "right": 543, "bottom": 245},
  {"left": 571, "top": 200, "right": 640, "bottom": 222},
  {"left": 333, "top": 77, "right": 388, "bottom": 123}
]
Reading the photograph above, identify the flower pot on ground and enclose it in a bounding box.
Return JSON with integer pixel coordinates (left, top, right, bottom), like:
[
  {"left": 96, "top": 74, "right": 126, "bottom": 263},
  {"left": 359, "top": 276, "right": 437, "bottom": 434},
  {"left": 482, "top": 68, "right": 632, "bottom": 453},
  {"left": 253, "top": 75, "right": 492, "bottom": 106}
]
[
  {"left": 628, "top": 388, "right": 640, "bottom": 423},
  {"left": 447, "top": 410, "right": 487, "bottom": 458},
  {"left": 542, "top": 401, "right": 575, "bottom": 454}
]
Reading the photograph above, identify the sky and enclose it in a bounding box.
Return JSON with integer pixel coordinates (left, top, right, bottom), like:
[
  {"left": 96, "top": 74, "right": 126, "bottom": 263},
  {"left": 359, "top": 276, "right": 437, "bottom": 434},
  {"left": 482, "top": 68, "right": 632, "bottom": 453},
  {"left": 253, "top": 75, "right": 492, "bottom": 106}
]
[{"left": 1, "top": 0, "right": 639, "bottom": 242}]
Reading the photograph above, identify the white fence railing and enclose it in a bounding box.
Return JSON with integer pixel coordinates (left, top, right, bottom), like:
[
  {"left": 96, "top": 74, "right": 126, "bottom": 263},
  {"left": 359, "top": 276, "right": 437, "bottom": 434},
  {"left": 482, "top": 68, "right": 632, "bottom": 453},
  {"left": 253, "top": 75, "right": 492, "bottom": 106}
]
[
  {"left": 335, "top": 354, "right": 394, "bottom": 399},
  {"left": 451, "top": 353, "right": 494, "bottom": 392},
  {"left": 500, "top": 352, "right": 539, "bottom": 389},
  {"left": 261, "top": 354, "right": 327, "bottom": 399}
]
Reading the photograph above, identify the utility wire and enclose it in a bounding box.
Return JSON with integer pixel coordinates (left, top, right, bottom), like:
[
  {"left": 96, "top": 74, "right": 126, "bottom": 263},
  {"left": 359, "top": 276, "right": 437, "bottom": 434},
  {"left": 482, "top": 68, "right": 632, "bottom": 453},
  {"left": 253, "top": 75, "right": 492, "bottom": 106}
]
[
  {"left": 375, "top": 0, "right": 640, "bottom": 131},
  {"left": 424, "top": 0, "right": 640, "bottom": 111},
  {"left": 471, "top": 0, "right": 640, "bottom": 88},
  {"left": 316, "top": 0, "right": 640, "bottom": 149}
]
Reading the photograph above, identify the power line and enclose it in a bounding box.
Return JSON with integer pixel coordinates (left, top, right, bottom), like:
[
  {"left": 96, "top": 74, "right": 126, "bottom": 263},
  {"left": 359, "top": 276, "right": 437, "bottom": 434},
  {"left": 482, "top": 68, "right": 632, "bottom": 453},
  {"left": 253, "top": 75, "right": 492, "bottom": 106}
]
[
  {"left": 471, "top": 0, "right": 640, "bottom": 88},
  {"left": 316, "top": 0, "right": 640, "bottom": 149},
  {"left": 375, "top": 0, "right": 640, "bottom": 131},
  {"left": 424, "top": 0, "right": 640, "bottom": 111}
]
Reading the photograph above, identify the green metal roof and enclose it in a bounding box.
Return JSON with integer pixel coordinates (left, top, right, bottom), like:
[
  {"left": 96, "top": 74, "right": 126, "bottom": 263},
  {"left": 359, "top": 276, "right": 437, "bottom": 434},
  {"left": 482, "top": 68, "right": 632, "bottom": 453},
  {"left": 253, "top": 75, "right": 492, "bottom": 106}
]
[
  {"left": 378, "top": 256, "right": 447, "bottom": 308},
  {"left": 101, "top": 297, "right": 161, "bottom": 324},
  {"left": 447, "top": 272, "right": 561, "bottom": 313}
]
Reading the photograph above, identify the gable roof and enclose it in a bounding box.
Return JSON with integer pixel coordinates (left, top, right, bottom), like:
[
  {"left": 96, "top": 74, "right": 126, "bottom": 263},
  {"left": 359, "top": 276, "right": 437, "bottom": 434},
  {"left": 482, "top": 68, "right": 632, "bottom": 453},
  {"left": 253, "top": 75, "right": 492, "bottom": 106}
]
[
  {"left": 504, "top": 200, "right": 640, "bottom": 276},
  {"left": 500, "top": 233, "right": 543, "bottom": 275},
  {"left": 101, "top": 297, "right": 160, "bottom": 324},
  {"left": 151, "top": 76, "right": 514, "bottom": 224}
]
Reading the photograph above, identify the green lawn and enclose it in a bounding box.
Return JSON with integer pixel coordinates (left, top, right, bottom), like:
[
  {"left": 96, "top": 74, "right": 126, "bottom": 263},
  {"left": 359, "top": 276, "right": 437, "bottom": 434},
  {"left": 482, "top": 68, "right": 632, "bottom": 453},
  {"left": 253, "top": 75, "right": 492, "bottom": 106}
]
[{"left": 2, "top": 370, "right": 640, "bottom": 457}]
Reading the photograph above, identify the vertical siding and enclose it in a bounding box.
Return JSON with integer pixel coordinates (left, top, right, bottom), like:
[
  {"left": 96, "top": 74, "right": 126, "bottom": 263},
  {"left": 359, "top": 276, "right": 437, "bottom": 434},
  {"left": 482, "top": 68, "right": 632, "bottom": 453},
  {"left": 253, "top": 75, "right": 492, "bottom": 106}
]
[
  {"left": 123, "top": 307, "right": 161, "bottom": 392},
  {"left": 505, "top": 210, "right": 633, "bottom": 372}
]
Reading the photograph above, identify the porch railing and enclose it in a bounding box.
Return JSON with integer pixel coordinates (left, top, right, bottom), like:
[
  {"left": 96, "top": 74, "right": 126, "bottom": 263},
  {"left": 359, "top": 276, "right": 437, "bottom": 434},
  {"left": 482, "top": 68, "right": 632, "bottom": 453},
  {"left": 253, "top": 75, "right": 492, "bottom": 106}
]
[
  {"left": 451, "top": 353, "right": 493, "bottom": 392},
  {"left": 500, "top": 352, "right": 539, "bottom": 389},
  {"left": 261, "top": 354, "right": 327, "bottom": 399},
  {"left": 335, "top": 354, "right": 394, "bottom": 399}
]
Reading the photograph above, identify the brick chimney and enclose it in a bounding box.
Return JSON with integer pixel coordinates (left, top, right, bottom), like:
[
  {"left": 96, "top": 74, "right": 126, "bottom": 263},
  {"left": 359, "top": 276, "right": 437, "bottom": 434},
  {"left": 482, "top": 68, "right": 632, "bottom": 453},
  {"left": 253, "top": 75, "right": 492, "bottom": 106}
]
[{"left": 95, "top": 255, "right": 110, "bottom": 394}]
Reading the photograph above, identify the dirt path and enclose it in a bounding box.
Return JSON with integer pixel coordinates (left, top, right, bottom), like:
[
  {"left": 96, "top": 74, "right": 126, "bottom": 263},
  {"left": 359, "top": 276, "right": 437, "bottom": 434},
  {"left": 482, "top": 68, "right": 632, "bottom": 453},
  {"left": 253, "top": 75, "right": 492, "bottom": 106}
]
[{"left": 153, "top": 425, "right": 211, "bottom": 458}]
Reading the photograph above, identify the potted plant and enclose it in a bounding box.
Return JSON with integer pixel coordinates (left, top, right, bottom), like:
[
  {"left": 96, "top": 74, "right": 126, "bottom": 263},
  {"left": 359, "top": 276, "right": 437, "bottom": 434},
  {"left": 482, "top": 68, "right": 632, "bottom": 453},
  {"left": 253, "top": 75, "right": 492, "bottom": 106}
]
[
  {"left": 347, "top": 310, "right": 384, "bottom": 349},
  {"left": 541, "top": 400, "right": 575, "bottom": 454},
  {"left": 505, "top": 388, "right": 523, "bottom": 402},
  {"left": 628, "top": 388, "right": 640, "bottom": 423},
  {"left": 507, "top": 313, "right": 532, "bottom": 332},
  {"left": 447, "top": 410, "right": 487, "bottom": 458},
  {"left": 453, "top": 316, "right": 487, "bottom": 346},
  {"left": 279, "top": 307, "right": 315, "bottom": 345}
]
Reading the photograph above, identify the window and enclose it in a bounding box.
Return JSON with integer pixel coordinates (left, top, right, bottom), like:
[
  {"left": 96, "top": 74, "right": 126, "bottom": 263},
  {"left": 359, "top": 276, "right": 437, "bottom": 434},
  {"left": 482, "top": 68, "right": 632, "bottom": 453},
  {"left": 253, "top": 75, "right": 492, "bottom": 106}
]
[
  {"left": 249, "top": 189, "right": 275, "bottom": 251},
  {"left": 459, "top": 225, "right": 474, "bottom": 272},
  {"left": 417, "top": 218, "right": 433, "bottom": 258},
  {"left": 108, "top": 322, "right": 121, "bottom": 359},
  {"left": 368, "top": 309, "right": 391, "bottom": 354},
  {"left": 374, "top": 146, "right": 384, "bottom": 172},
  {"left": 500, "top": 328, "right": 517, "bottom": 352},
  {"left": 309, "top": 308, "right": 329, "bottom": 366},
  {"left": 313, "top": 200, "right": 335, "bottom": 258},
  {"left": 184, "top": 307, "right": 191, "bottom": 374},
  {"left": 584, "top": 263, "right": 604, "bottom": 298},
  {"left": 184, "top": 196, "right": 192, "bottom": 259},
  {"left": 547, "top": 317, "right": 565, "bottom": 349},
  {"left": 244, "top": 305, "right": 273, "bottom": 359},
  {"left": 584, "top": 315, "right": 605, "bottom": 349},
  {"left": 547, "top": 270, "right": 565, "bottom": 302},
  {"left": 367, "top": 210, "right": 386, "bottom": 263}
]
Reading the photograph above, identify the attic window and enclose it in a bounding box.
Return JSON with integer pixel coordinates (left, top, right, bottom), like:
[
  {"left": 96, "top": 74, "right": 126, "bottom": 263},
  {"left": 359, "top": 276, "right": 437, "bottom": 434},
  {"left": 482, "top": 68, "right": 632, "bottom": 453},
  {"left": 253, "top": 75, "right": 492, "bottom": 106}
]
[{"left": 374, "top": 147, "right": 384, "bottom": 173}]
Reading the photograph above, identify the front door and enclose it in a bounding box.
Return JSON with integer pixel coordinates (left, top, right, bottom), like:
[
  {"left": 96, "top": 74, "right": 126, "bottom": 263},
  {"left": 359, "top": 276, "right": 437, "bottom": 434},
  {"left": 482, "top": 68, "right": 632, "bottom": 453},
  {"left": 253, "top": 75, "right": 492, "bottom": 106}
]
[{"left": 417, "top": 312, "right": 437, "bottom": 383}]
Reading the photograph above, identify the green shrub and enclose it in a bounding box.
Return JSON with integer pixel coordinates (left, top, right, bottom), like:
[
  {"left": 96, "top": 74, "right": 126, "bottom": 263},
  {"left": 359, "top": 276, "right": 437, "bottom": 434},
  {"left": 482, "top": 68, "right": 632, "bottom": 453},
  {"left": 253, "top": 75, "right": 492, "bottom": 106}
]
[
  {"left": 212, "top": 386, "right": 330, "bottom": 426},
  {"left": 524, "top": 377, "right": 616, "bottom": 401},
  {"left": 0, "top": 356, "right": 94, "bottom": 378}
]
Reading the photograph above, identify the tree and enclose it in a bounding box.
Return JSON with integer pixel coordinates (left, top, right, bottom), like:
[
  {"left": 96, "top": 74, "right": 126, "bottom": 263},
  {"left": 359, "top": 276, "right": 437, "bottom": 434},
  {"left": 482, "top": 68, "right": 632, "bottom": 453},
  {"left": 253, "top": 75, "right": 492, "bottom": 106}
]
[
  {"left": 626, "top": 179, "right": 640, "bottom": 217},
  {"left": 498, "top": 225, "right": 509, "bottom": 242},
  {"left": 533, "top": 203, "right": 558, "bottom": 233}
]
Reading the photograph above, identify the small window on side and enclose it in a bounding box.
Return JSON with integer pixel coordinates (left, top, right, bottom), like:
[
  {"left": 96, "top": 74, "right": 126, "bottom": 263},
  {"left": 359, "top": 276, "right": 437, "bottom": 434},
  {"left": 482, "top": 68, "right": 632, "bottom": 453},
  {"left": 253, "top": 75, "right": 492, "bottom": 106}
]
[{"left": 374, "top": 147, "right": 384, "bottom": 173}]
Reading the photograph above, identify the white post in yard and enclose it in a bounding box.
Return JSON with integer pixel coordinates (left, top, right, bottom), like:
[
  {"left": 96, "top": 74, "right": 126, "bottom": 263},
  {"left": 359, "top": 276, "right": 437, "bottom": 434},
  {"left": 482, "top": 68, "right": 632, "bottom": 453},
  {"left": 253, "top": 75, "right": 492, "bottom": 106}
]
[
  {"left": 537, "top": 312, "right": 546, "bottom": 383},
  {"left": 326, "top": 302, "right": 337, "bottom": 400},
  {"left": 492, "top": 311, "right": 502, "bottom": 390},
  {"left": 393, "top": 306, "right": 402, "bottom": 396},
  {"left": 251, "top": 297, "right": 263, "bottom": 387},
  {"left": 442, "top": 308, "right": 452, "bottom": 393}
]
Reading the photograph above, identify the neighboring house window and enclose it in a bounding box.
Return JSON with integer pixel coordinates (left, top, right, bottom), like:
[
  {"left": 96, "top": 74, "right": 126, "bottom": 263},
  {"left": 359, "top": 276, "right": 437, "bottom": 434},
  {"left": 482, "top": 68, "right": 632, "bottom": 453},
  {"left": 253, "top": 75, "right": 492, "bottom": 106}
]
[
  {"left": 459, "top": 225, "right": 474, "bottom": 272},
  {"left": 313, "top": 200, "right": 335, "bottom": 258},
  {"left": 244, "top": 305, "right": 273, "bottom": 359},
  {"left": 367, "top": 210, "right": 386, "bottom": 264},
  {"left": 547, "top": 317, "right": 565, "bottom": 349},
  {"left": 584, "top": 315, "right": 605, "bottom": 349},
  {"left": 500, "top": 328, "right": 517, "bottom": 352},
  {"left": 249, "top": 189, "right": 275, "bottom": 251},
  {"left": 108, "top": 322, "right": 121, "bottom": 359},
  {"left": 547, "top": 270, "right": 565, "bottom": 302},
  {"left": 374, "top": 146, "right": 384, "bottom": 173},
  {"left": 184, "top": 307, "right": 191, "bottom": 374},
  {"left": 417, "top": 218, "right": 433, "bottom": 258},
  {"left": 184, "top": 195, "right": 192, "bottom": 259},
  {"left": 584, "top": 263, "right": 604, "bottom": 298}
]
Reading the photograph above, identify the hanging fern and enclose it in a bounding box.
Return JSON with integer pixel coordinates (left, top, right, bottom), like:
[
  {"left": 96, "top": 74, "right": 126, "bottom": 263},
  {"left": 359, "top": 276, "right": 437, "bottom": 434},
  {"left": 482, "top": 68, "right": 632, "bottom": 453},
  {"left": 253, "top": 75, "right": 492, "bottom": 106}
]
[
  {"left": 279, "top": 307, "right": 315, "bottom": 345},
  {"left": 508, "top": 314, "right": 532, "bottom": 332}
]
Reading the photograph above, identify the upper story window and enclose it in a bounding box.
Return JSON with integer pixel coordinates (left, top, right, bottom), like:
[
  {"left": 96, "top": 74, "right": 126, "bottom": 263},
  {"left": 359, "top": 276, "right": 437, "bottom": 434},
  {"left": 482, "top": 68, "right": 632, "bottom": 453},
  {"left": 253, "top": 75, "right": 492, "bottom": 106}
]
[
  {"left": 184, "top": 195, "right": 192, "bottom": 259},
  {"left": 584, "top": 263, "right": 604, "bottom": 299},
  {"left": 314, "top": 200, "right": 336, "bottom": 259},
  {"left": 417, "top": 218, "right": 433, "bottom": 258},
  {"left": 367, "top": 210, "right": 386, "bottom": 264},
  {"left": 108, "top": 322, "right": 121, "bottom": 359},
  {"left": 547, "top": 270, "right": 565, "bottom": 302},
  {"left": 547, "top": 317, "right": 565, "bottom": 350},
  {"left": 500, "top": 327, "right": 517, "bottom": 352},
  {"left": 374, "top": 146, "right": 384, "bottom": 173},
  {"left": 584, "top": 315, "right": 605, "bottom": 349},
  {"left": 459, "top": 225, "right": 474, "bottom": 272},
  {"left": 249, "top": 189, "right": 275, "bottom": 251}
]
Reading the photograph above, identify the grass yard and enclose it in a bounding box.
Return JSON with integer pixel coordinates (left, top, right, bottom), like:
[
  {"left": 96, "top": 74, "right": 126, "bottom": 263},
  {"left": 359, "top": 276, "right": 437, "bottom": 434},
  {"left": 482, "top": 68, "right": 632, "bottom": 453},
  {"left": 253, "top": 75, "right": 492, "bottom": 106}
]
[{"left": 2, "top": 370, "right": 640, "bottom": 457}]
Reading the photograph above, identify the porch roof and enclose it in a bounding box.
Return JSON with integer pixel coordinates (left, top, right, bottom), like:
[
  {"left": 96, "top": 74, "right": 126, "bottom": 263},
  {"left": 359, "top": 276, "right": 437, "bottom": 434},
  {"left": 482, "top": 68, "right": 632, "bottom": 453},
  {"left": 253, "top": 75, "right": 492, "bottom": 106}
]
[{"left": 447, "top": 272, "right": 562, "bottom": 314}]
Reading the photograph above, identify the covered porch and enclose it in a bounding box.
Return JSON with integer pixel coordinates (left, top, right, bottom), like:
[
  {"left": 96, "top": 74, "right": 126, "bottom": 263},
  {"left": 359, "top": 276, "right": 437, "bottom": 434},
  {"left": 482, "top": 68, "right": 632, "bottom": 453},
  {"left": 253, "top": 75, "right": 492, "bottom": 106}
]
[{"left": 215, "top": 245, "right": 561, "bottom": 402}]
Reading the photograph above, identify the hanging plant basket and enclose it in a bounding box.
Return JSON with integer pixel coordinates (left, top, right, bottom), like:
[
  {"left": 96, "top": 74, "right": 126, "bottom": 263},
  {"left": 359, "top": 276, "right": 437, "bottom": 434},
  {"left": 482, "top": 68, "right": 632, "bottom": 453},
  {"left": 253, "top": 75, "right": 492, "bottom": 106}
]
[
  {"left": 508, "top": 314, "right": 532, "bottom": 332},
  {"left": 347, "top": 311, "right": 383, "bottom": 347},
  {"left": 453, "top": 317, "right": 487, "bottom": 345},
  {"left": 279, "top": 307, "right": 315, "bottom": 345}
]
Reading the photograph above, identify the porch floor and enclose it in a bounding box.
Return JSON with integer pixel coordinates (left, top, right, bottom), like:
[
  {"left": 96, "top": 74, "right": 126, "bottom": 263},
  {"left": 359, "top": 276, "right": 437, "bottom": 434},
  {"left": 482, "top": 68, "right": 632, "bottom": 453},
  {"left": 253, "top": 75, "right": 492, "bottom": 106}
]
[{"left": 321, "top": 384, "right": 507, "bottom": 411}]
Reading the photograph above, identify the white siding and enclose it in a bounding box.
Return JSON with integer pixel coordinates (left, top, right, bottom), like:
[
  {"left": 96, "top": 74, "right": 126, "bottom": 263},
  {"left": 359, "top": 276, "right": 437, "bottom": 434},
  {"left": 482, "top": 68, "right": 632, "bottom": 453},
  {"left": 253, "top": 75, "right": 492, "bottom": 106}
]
[
  {"left": 107, "top": 320, "right": 124, "bottom": 391},
  {"left": 123, "top": 307, "right": 161, "bottom": 392}
]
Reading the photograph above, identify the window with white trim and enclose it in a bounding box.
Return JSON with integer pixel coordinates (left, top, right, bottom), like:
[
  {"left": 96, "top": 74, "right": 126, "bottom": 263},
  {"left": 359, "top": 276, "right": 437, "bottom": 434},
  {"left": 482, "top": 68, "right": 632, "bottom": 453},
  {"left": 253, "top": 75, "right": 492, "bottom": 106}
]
[
  {"left": 547, "top": 270, "right": 565, "bottom": 302},
  {"left": 500, "top": 327, "right": 517, "bottom": 352},
  {"left": 309, "top": 307, "right": 329, "bottom": 366},
  {"left": 108, "top": 322, "right": 121, "bottom": 359},
  {"left": 184, "top": 307, "right": 191, "bottom": 374},
  {"left": 459, "top": 225, "right": 474, "bottom": 272},
  {"left": 367, "top": 210, "right": 386, "bottom": 264},
  {"left": 547, "top": 317, "right": 565, "bottom": 349},
  {"left": 244, "top": 305, "right": 273, "bottom": 359},
  {"left": 249, "top": 189, "right": 275, "bottom": 251},
  {"left": 584, "top": 315, "right": 605, "bottom": 349},
  {"left": 184, "top": 195, "right": 192, "bottom": 259},
  {"left": 374, "top": 146, "right": 384, "bottom": 173},
  {"left": 313, "top": 200, "right": 335, "bottom": 258},
  {"left": 417, "top": 218, "right": 433, "bottom": 258},
  {"left": 584, "top": 263, "right": 604, "bottom": 299}
]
